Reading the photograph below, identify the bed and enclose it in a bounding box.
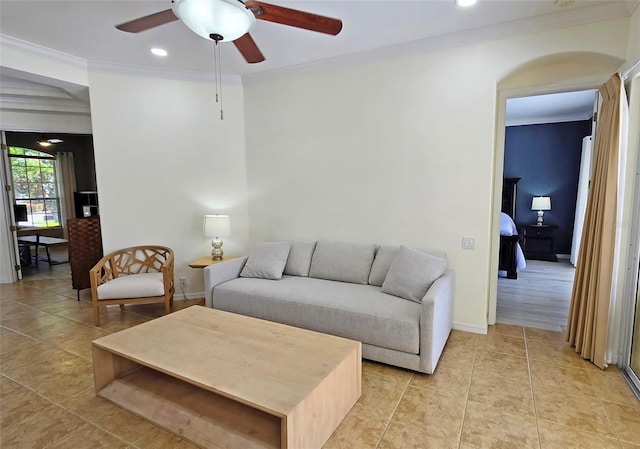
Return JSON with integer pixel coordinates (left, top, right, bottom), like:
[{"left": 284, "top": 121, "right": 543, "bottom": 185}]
[{"left": 499, "top": 178, "right": 526, "bottom": 279}]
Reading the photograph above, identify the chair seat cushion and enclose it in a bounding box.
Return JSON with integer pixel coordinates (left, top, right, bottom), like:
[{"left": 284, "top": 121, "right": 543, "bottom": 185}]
[{"left": 97, "top": 272, "right": 165, "bottom": 300}]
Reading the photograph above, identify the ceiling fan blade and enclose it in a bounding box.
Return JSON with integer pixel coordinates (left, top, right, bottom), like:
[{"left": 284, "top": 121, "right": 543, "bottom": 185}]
[
  {"left": 116, "top": 9, "right": 178, "bottom": 33},
  {"left": 245, "top": 1, "right": 342, "bottom": 36},
  {"left": 233, "top": 33, "right": 266, "bottom": 63}
]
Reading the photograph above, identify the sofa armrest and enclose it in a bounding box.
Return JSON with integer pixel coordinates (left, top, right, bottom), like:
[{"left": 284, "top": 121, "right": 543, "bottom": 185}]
[
  {"left": 204, "top": 256, "right": 248, "bottom": 308},
  {"left": 418, "top": 269, "right": 455, "bottom": 374}
]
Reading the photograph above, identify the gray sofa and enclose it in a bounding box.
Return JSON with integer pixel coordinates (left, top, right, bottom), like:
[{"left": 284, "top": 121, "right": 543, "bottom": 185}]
[{"left": 204, "top": 240, "right": 454, "bottom": 374}]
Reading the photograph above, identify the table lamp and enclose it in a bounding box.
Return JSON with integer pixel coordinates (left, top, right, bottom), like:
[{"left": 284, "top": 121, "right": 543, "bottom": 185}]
[
  {"left": 531, "top": 196, "right": 551, "bottom": 226},
  {"left": 203, "top": 214, "right": 231, "bottom": 260}
]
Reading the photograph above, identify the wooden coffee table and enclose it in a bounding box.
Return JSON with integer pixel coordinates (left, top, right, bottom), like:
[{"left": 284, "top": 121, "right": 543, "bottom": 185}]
[{"left": 92, "top": 306, "right": 361, "bottom": 449}]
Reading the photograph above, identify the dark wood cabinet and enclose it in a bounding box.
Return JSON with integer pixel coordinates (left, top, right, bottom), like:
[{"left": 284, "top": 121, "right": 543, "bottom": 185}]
[
  {"left": 74, "top": 191, "right": 99, "bottom": 218},
  {"left": 521, "top": 225, "right": 558, "bottom": 262}
]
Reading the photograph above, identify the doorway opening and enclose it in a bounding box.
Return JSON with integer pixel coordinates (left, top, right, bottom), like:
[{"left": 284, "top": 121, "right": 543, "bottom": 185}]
[
  {"left": 497, "top": 89, "right": 597, "bottom": 331},
  {"left": 3, "top": 131, "right": 98, "bottom": 278}
]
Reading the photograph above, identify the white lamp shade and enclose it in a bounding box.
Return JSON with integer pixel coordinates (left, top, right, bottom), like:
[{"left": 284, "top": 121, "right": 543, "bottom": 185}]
[
  {"left": 172, "top": 0, "right": 255, "bottom": 42},
  {"left": 203, "top": 214, "right": 231, "bottom": 237},
  {"left": 531, "top": 196, "right": 551, "bottom": 211}
]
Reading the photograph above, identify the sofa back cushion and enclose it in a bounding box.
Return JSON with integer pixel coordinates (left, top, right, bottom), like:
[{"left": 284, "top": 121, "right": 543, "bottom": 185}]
[
  {"left": 369, "top": 245, "right": 448, "bottom": 287},
  {"left": 309, "top": 240, "right": 375, "bottom": 284},
  {"left": 283, "top": 240, "right": 317, "bottom": 277},
  {"left": 381, "top": 245, "right": 448, "bottom": 303},
  {"left": 240, "top": 242, "right": 291, "bottom": 280}
]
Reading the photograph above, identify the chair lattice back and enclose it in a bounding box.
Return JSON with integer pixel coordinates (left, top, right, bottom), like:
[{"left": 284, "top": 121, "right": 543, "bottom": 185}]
[{"left": 96, "top": 246, "right": 174, "bottom": 284}]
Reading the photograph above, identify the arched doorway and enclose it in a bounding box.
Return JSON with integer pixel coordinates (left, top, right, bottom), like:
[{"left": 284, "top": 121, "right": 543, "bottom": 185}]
[{"left": 488, "top": 51, "right": 625, "bottom": 327}]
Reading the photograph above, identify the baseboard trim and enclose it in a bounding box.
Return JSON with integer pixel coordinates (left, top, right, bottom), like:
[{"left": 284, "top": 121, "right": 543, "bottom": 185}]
[
  {"left": 453, "top": 321, "right": 488, "bottom": 335},
  {"left": 174, "top": 292, "right": 205, "bottom": 301}
]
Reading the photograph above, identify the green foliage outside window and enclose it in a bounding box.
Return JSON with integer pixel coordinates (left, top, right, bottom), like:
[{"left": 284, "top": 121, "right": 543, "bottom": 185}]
[{"left": 8, "top": 147, "right": 61, "bottom": 228}]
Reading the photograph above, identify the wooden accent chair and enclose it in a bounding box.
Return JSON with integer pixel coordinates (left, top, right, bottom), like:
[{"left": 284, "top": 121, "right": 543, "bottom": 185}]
[{"left": 90, "top": 245, "right": 174, "bottom": 326}]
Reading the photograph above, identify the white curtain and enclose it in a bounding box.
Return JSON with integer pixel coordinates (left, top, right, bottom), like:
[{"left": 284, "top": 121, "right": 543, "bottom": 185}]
[
  {"left": 55, "top": 152, "right": 77, "bottom": 238},
  {"left": 571, "top": 136, "right": 593, "bottom": 266}
]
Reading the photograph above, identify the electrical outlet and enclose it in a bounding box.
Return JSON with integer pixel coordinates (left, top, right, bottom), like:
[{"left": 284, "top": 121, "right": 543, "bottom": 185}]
[
  {"left": 462, "top": 237, "right": 476, "bottom": 250},
  {"left": 179, "top": 277, "right": 187, "bottom": 288}
]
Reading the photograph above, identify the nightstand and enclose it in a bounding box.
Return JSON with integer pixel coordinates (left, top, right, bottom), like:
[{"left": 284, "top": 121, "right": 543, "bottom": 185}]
[
  {"left": 521, "top": 225, "right": 558, "bottom": 262},
  {"left": 188, "top": 256, "right": 238, "bottom": 268}
]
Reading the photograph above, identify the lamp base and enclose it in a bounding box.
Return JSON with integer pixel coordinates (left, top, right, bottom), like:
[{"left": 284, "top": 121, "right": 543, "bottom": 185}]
[
  {"left": 211, "top": 238, "right": 224, "bottom": 260},
  {"left": 536, "top": 210, "right": 545, "bottom": 226}
]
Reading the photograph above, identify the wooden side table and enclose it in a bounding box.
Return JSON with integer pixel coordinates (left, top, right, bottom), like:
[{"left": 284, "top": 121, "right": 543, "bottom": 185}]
[{"left": 188, "top": 256, "right": 238, "bottom": 268}]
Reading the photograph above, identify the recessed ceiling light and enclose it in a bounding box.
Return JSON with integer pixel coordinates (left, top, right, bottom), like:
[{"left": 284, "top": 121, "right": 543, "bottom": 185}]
[
  {"left": 151, "top": 47, "right": 168, "bottom": 57},
  {"left": 455, "top": 0, "right": 478, "bottom": 7}
]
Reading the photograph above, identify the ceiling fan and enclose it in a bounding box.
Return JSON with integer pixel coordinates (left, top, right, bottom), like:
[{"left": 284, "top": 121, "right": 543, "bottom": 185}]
[{"left": 116, "top": 0, "right": 343, "bottom": 64}]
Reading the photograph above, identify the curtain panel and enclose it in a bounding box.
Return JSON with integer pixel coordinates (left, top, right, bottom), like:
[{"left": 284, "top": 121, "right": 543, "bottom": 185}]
[
  {"left": 567, "top": 73, "right": 628, "bottom": 369},
  {"left": 55, "top": 152, "right": 77, "bottom": 238}
]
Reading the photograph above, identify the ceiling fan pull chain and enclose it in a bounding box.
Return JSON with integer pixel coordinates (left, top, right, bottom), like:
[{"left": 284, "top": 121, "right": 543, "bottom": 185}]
[
  {"left": 212, "top": 41, "right": 224, "bottom": 120},
  {"left": 217, "top": 40, "right": 224, "bottom": 120}
]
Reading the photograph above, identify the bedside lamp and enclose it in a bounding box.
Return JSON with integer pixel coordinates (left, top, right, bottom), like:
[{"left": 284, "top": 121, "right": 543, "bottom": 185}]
[
  {"left": 203, "top": 214, "right": 231, "bottom": 260},
  {"left": 531, "top": 196, "right": 551, "bottom": 226}
]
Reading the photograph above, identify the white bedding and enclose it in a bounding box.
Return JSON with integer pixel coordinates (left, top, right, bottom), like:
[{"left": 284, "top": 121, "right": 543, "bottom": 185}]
[{"left": 500, "top": 213, "right": 526, "bottom": 271}]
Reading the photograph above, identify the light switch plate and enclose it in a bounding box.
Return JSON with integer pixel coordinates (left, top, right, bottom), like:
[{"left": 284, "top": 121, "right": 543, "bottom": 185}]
[{"left": 462, "top": 237, "right": 475, "bottom": 250}]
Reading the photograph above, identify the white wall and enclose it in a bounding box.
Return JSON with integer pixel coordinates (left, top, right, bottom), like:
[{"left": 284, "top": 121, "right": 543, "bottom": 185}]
[
  {"left": 243, "top": 18, "right": 630, "bottom": 332},
  {"left": 88, "top": 71, "right": 250, "bottom": 296},
  {"left": 626, "top": 4, "right": 640, "bottom": 68}
]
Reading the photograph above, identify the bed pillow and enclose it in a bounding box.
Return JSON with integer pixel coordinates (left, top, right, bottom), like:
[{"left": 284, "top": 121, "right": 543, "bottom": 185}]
[
  {"left": 381, "top": 245, "right": 448, "bottom": 303},
  {"left": 309, "top": 240, "right": 375, "bottom": 284},
  {"left": 240, "top": 242, "right": 291, "bottom": 280},
  {"left": 283, "top": 240, "right": 317, "bottom": 277}
]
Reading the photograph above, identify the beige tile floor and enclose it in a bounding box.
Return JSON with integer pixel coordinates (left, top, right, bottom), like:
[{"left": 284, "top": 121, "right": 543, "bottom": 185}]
[{"left": 1, "top": 264, "right": 639, "bottom": 449}]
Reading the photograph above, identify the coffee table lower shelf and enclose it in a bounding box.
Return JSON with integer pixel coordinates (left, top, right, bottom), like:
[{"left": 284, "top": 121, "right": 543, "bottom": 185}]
[{"left": 97, "top": 364, "right": 281, "bottom": 449}]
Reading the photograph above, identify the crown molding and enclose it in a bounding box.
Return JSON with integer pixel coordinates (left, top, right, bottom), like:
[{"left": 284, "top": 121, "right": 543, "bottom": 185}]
[
  {"left": 0, "top": 96, "right": 91, "bottom": 114},
  {"left": 242, "top": 1, "right": 633, "bottom": 86},
  {"left": 1, "top": 33, "right": 242, "bottom": 86},
  {"left": 0, "top": 34, "right": 87, "bottom": 70},
  {"left": 0, "top": 79, "right": 74, "bottom": 100},
  {"left": 87, "top": 60, "right": 242, "bottom": 86}
]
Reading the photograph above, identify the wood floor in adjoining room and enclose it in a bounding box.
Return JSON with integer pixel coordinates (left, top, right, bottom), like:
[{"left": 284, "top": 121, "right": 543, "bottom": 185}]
[
  {"left": 497, "top": 259, "right": 576, "bottom": 332},
  {"left": 2, "top": 264, "right": 639, "bottom": 448}
]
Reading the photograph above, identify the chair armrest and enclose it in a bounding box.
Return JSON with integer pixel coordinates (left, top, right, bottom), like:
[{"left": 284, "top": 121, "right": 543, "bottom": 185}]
[
  {"left": 419, "top": 269, "right": 455, "bottom": 374},
  {"left": 204, "top": 256, "right": 248, "bottom": 308}
]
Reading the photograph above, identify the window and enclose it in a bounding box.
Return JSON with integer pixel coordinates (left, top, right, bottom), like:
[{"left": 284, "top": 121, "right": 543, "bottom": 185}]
[{"left": 9, "top": 147, "right": 60, "bottom": 228}]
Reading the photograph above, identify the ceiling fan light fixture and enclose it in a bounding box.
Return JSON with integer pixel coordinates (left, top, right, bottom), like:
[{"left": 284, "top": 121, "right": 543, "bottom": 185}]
[
  {"left": 37, "top": 136, "right": 63, "bottom": 147},
  {"left": 172, "top": 0, "right": 255, "bottom": 42}
]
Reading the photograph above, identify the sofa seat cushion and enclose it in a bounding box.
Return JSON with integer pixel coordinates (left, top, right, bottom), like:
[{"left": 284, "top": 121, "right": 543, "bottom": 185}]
[
  {"left": 97, "top": 272, "right": 165, "bottom": 300},
  {"left": 213, "top": 276, "right": 420, "bottom": 354}
]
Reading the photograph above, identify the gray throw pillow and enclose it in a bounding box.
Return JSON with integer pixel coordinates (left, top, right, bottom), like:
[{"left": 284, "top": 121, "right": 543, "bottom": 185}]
[
  {"left": 381, "top": 245, "right": 448, "bottom": 302},
  {"left": 368, "top": 246, "right": 400, "bottom": 286},
  {"left": 283, "top": 240, "right": 317, "bottom": 277},
  {"left": 309, "top": 240, "right": 375, "bottom": 284},
  {"left": 369, "top": 245, "right": 448, "bottom": 286},
  {"left": 240, "top": 242, "right": 291, "bottom": 280}
]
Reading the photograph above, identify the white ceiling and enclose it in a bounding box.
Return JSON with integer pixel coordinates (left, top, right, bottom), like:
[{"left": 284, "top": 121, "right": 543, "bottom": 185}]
[
  {"left": 506, "top": 89, "right": 597, "bottom": 126},
  {"left": 0, "top": 0, "right": 636, "bottom": 123}
]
